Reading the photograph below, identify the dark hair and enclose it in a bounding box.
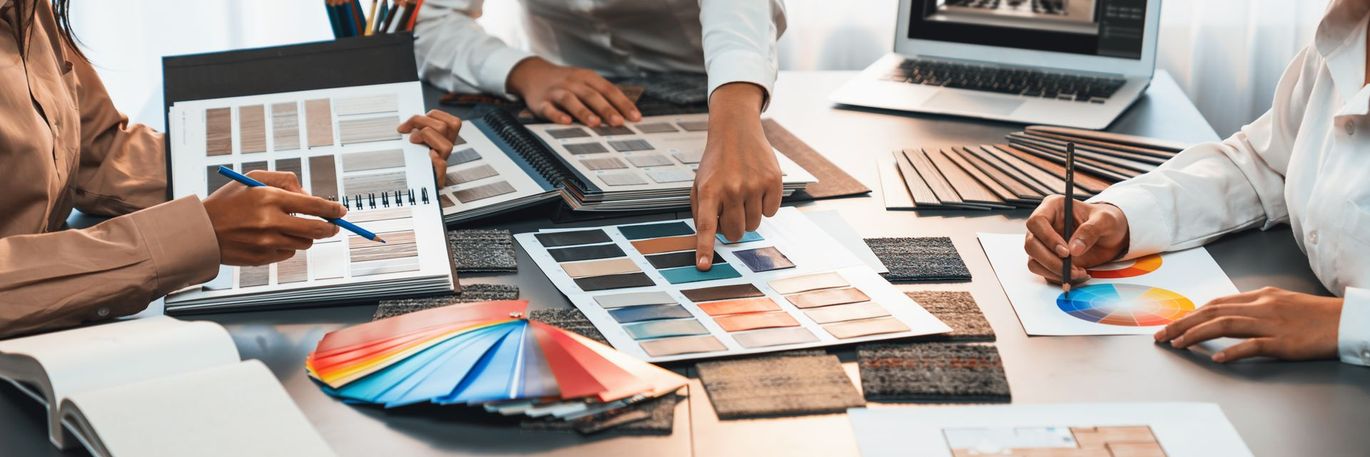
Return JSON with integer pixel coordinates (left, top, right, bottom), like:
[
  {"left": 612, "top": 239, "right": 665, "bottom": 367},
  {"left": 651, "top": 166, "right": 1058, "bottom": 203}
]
[{"left": 10, "top": 0, "right": 85, "bottom": 60}]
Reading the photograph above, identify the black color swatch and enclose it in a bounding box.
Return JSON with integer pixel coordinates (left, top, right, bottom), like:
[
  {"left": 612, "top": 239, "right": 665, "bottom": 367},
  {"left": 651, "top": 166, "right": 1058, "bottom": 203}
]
[
  {"left": 645, "top": 251, "right": 722, "bottom": 269},
  {"left": 535, "top": 229, "right": 613, "bottom": 248},
  {"left": 548, "top": 243, "right": 627, "bottom": 262},
  {"left": 574, "top": 272, "right": 656, "bottom": 292}
]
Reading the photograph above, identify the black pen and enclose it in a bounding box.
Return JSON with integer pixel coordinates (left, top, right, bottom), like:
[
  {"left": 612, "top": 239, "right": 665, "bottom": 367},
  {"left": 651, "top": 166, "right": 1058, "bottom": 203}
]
[{"left": 1062, "top": 142, "right": 1075, "bottom": 295}]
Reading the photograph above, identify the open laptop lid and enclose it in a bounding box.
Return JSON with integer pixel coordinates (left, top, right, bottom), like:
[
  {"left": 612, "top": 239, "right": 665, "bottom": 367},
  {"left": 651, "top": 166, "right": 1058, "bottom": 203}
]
[{"left": 894, "top": 0, "right": 1160, "bottom": 77}]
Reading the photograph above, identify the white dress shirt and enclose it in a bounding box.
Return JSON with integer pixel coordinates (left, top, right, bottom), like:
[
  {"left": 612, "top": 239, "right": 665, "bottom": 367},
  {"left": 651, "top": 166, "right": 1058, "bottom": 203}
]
[
  {"left": 413, "top": 0, "right": 786, "bottom": 105},
  {"left": 1090, "top": 0, "right": 1370, "bottom": 366}
]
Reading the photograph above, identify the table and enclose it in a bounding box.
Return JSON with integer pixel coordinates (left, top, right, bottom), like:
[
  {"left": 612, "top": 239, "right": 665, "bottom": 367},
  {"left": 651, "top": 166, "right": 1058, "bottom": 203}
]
[{"left": 5, "top": 71, "right": 1365, "bottom": 457}]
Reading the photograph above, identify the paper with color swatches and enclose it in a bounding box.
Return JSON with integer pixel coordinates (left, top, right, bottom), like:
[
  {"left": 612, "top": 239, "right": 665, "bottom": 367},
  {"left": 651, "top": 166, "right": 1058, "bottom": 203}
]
[
  {"left": 306, "top": 300, "right": 687, "bottom": 423},
  {"left": 515, "top": 208, "right": 953, "bottom": 362}
]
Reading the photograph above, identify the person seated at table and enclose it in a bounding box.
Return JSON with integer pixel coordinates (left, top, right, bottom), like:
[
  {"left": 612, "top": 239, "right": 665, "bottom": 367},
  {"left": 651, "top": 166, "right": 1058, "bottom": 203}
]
[
  {"left": 0, "top": 0, "right": 460, "bottom": 339},
  {"left": 413, "top": 0, "right": 787, "bottom": 269},
  {"left": 1022, "top": 0, "right": 1369, "bottom": 365}
]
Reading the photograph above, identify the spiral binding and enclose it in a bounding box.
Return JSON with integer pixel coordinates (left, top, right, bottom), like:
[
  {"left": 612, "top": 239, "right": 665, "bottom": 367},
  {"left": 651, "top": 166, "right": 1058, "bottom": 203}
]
[
  {"left": 479, "top": 109, "right": 586, "bottom": 191},
  {"left": 334, "top": 187, "right": 431, "bottom": 211}
]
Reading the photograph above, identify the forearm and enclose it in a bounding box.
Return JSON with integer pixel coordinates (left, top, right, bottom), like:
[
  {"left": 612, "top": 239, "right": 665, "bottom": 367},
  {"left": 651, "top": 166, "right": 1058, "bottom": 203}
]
[
  {"left": 0, "top": 197, "right": 219, "bottom": 338},
  {"left": 413, "top": 0, "right": 532, "bottom": 95},
  {"left": 700, "top": 0, "right": 785, "bottom": 111}
]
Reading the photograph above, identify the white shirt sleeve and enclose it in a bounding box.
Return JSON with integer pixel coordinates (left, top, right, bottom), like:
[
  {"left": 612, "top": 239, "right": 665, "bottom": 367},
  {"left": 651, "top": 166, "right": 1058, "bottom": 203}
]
[
  {"left": 699, "top": 0, "right": 787, "bottom": 111},
  {"left": 413, "top": 0, "right": 534, "bottom": 96},
  {"left": 1087, "top": 47, "right": 1316, "bottom": 259},
  {"left": 1339, "top": 287, "right": 1370, "bottom": 365}
]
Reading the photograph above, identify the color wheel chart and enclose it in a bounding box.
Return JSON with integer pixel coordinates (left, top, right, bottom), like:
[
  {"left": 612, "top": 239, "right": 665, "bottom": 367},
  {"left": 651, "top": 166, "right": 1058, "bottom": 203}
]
[
  {"left": 1086, "top": 254, "right": 1162, "bottom": 279},
  {"left": 1057, "top": 284, "right": 1195, "bottom": 326}
]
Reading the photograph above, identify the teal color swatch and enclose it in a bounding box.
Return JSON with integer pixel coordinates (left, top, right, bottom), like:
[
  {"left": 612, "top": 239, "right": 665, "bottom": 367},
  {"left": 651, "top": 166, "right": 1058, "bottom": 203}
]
[
  {"left": 659, "top": 263, "right": 741, "bottom": 284},
  {"left": 716, "top": 231, "right": 764, "bottom": 244}
]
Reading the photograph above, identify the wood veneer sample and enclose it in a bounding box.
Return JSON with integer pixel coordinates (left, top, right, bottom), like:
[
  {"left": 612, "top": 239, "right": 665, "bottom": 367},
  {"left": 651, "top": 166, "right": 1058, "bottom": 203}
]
[
  {"left": 205, "top": 107, "right": 232, "bottom": 156},
  {"left": 894, "top": 149, "right": 942, "bottom": 207},
  {"left": 308, "top": 155, "right": 339, "bottom": 198},
  {"left": 925, "top": 148, "right": 1011, "bottom": 208},
  {"left": 1026, "top": 125, "right": 1186, "bottom": 152},
  {"left": 962, "top": 145, "right": 1054, "bottom": 196},
  {"left": 1012, "top": 131, "right": 1169, "bottom": 164},
  {"left": 995, "top": 144, "right": 1111, "bottom": 194},
  {"left": 271, "top": 102, "right": 301, "bottom": 151},
  {"left": 985, "top": 145, "right": 1094, "bottom": 198},
  {"left": 952, "top": 146, "right": 1044, "bottom": 201},
  {"left": 1009, "top": 139, "right": 1141, "bottom": 180},
  {"left": 304, "top": 99, "right": 334, "bottom": 147},
  {"left": 762, "top": 119, "right": 871, "bottom": 200},
  {"left": 903, "top": 149, "right": 963, "bottom": 205}
]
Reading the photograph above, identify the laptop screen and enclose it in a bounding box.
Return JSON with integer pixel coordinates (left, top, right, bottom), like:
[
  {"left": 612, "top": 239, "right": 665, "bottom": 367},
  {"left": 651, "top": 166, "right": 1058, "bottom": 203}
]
[{"left": 907, "top": 0, "right": 1148, "bottom": 59}]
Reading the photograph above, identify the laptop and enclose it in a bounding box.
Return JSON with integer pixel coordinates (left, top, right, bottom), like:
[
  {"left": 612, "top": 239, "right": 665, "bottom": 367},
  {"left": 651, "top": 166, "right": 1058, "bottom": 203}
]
[{"left": 830, "top": 0, "right": 1161, "bottom": 129}]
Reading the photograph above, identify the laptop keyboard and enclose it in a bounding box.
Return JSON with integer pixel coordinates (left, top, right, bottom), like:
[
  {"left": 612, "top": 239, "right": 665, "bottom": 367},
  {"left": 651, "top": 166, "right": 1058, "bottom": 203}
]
[{"left": 880, "top": 59, "right": 1127, "bottom": 103}]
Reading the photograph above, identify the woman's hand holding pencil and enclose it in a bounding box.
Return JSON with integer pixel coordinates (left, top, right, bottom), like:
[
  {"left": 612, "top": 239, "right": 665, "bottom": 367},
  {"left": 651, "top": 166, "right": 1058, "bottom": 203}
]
[
  {"left": 203, "top": 169, "right": 350, "bottom": 266},
  {"left": 1023, "top": 196, "right": 1131, "bottom": 287}
]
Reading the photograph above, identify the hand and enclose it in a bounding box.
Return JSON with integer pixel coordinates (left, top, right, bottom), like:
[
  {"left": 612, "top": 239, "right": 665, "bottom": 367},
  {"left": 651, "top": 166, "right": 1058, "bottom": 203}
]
[
  {"left": 397, "top": 109, "right": 462, "bottom": 187},
  {"left": 202, "top": 170, "right": 346, "bottom": 266},
  {"left": 692, "top": 83, "right": 782, "bottom": 271},
  {"left": 1023, "top": 196, "right": 1130, "bottom": 289},
  {"left": 506, "top": 57, "right": 641, "bottom": 127},
  {"left": 1154, "top": 287, "right": 1342, "bottom": 363}
]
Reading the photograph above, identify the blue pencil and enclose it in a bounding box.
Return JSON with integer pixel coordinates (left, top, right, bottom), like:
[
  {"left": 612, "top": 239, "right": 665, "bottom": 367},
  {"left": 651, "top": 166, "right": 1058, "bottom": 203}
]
[{"left": 216, "top": 166, "right": 386, "bottom": 243}]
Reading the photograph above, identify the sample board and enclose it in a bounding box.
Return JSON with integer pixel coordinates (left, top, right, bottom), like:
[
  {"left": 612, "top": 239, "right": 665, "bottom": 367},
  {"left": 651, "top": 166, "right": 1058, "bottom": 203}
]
[
  {"left": 978, "top": 233, "right": 1238, "bottom": 335},
  {"left": 848, "top": 403, "right": 1253, "bottom": 457},
  {"left": 516, "top": 208, "right": 951, "bottom": 362},
  {"left": 165, "top": 82, "right": 455, "bottom": 311}
]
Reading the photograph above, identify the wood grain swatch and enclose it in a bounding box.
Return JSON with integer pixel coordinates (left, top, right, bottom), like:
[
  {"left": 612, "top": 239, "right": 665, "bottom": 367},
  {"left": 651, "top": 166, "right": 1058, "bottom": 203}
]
[
  {"left": 763, "top": 119, "right": 870, "bottom": 200},
  {"left": 305, "top": 99, "right": 334, "bottom": 148},
  {"left": 271, "top": 102, "right": 300, "bottom": 151},
  {"left": 238, "top": 105, "right": 267, "bottom": 153},
  {"left": 205, "top": 107, "right": 232, "bottom": 156},
  {"left": 349, "top": 230, "right": 417, "bottom": 263},
  {"left": 307, "top": 155, "right": 339, "bottom": 198}
]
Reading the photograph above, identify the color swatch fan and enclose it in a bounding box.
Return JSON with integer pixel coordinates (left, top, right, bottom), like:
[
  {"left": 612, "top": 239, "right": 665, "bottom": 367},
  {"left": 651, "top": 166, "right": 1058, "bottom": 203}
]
[{"left": 305, "top": 300, "right": 687, "bottom": 427}]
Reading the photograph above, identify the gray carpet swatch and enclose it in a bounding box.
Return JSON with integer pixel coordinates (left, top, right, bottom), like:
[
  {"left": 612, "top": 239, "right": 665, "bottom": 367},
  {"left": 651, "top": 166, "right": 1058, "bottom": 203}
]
[
  {"left": 697, "top": 353, "right": 864, "bottom": 419},
  {"left": 448, "top": 229, "right": 517, "bottom": 272},
  {"left": 906, "top": 291, "right": 995, "bottom": 342},
  {"left": 528, "top": 308, "right": 609, "bottom": 346},
  {"left": 371, "top": 284, "right": 520, "bottom": 320},
  {"left": 856, "top": 342, "right": 1010, "bottom": 403},
  {"left": 520, "top": 393, "right": 680, "bottom": 435},
  {"left": 864, "top": 237, "right": 972, "bottom": 282}
]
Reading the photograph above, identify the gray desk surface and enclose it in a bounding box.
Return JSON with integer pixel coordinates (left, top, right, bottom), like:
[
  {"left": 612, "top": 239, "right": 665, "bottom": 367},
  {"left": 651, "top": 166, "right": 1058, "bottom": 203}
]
[{"left": 4, "top": 71, "right": 1366, "bottom": 457}]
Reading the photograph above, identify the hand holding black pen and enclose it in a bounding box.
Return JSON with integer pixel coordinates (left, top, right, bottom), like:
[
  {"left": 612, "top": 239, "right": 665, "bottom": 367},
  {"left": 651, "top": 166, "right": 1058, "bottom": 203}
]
[{"left": 1021, "top": 144, "right": 1133, "bottom": 287}]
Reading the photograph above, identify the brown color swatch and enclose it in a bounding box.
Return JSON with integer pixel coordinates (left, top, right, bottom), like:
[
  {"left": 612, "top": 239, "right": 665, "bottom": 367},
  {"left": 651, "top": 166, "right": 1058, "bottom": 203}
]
[
  {"left": 680, "top": 283, "right": 765, "bottom": 302},
  {"left": 769, "top": 272, "right": 848, "bottom": 295},
  {"left": 205, "top": 107, "right": 232, "bottom": 156},
  {"left": 206, "top": 165, "right": 232, "bottom": 194},
  {"left": 241, "top": 161, "right": 268, "bottom": 173},
  {"left": 342, "top": 149, "right": 406, "bottom": 172},
  {"left": 275, "top": 158, "right": 302, "bottom": 181},
  {"left": 238, "top": 105, "right": 266, "bottom": 153},
  {"left": 993, "top": 145, "right": 1106, "bottom": 196},
  {"left": 904, "top": 149, "right": 963, "bottom": 205},
  {"left": 822, "top": 317, "right": 910, "bottom": 339},
  {"left": 561, "top": 257, "right": 641, "bottom": 279},
  {"left": 304, "top": 98, "right": 334, "bottom": 148},
  {"left": 630, "top": 235, "right": 694, "bottom": 255},
  {"left": 308, "top": 155, "right": 339, "bottom": 198},
  {"left": 803, "top": 302, "right": 890, "bottom": 324},
  {"left": 894, "top": 149, "right": 942, "bottom": 207},
  {"left": 713, "top": 311, "right": 800, "bottom": 332},
  {"left": 785, "top": 287, "right": 870, "bottom": 309},
  {"left": 928, "top": 148, "right": 1011, "bottom": 207},
  {"left": 639, "top": 334, "right": 727, "bottom": 357},
  {"left": 239, "top": 265, "right": 269, "bottom": 287},
  {"left": 271, "top": 102, "right": 300, "bottom": 151},
  {"left": 952, "top": 146, "right": 1044, "bottom": 201},
  {"left": 763, "top": 119, "right": 870, "bottom": 200},
  {"left": 697, "top": 297, "right": 781, "bottom": 316},
  {"left": 349, "top": 230, "right": 417, "bottom": 262},
  {"left": 277, "top": 252, "right": 308, "bottom": 284},
  {"left": 453, "top": 180, "right": 516, "bottom": 203}
]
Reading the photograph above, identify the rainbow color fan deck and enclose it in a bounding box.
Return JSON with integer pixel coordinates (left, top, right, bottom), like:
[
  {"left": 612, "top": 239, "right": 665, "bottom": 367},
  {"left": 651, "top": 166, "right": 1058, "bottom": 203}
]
[{"left": 306, "top": 300, "right": 686, "bottom": 423}]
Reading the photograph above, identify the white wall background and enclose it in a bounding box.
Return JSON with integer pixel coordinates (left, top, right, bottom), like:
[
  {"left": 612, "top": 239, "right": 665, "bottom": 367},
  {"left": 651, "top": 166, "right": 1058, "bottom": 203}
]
[{"left": 72, "top": 0, "right": 1329, "bottom": 136}]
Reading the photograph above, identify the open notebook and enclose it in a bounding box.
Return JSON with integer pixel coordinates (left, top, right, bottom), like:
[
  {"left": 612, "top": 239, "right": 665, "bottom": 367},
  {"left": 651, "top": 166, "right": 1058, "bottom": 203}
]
[
  {"left": 435, "top": 110, "right": 817, "bottom": 222},
  {"left": 164, "top": 81, "right": 457, "bottom": 313},
  {"left": 0, "top": 317, "right": 334, "bottom": 457}
]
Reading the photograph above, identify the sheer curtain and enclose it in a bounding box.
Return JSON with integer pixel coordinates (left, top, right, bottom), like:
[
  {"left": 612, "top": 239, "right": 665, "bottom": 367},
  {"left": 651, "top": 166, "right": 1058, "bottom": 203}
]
[{"left": 69, "top": 0, "right": 1330, "bottom": 135}]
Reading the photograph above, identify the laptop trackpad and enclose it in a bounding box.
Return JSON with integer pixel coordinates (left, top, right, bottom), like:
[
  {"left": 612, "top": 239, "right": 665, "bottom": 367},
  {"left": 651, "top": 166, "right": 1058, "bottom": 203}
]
[{"left": 921, "top": 91, "right": 1024, "bottom": 116}]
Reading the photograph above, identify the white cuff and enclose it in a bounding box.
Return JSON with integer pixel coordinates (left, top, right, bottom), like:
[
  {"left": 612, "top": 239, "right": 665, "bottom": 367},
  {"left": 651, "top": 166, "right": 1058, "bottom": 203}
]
[
  {"left": 1088, "top": 185, "right": 1171, "bottom": 260},
  {"left": 478, "top": 47, "right": 536, "bottom": 97},
  {"left": 1338, "top": 287, "right": 1370, "bottom": 366},
  {"left": 705, "top": 49, "right": 777, "bottom": 112}
]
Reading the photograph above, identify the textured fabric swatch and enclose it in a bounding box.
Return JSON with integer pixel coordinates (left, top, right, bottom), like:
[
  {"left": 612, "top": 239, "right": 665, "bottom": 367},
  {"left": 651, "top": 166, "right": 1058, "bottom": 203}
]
[
  {"left": 864, "top": 237, "right": 972, "bottom": 282},
  {"left": 528, "top": 308, "right": 610, "bottom": 346},
  {"left": 371, "top": 284, "right": 520, "bottom": 320},
  {"left": 906, "top": 291, "right": 995, "bottom": 342},
  {"left": 448, "top": 229, "right": 517, "bottom": 272},
  {"left": 696, "top": 353, "right": 864, "bottom": 419},
  {"left": 856, "top": 342, "right": 1010, "bottom": 403},
  {"left": 520, "top": 393, "right": 680, "bottom": 435}
]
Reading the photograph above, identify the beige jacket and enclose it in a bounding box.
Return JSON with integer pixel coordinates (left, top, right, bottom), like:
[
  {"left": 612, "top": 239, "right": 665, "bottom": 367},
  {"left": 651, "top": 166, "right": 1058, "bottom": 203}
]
[{"left": 0, "top": 1, "right": 219, "bottom": 338}]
